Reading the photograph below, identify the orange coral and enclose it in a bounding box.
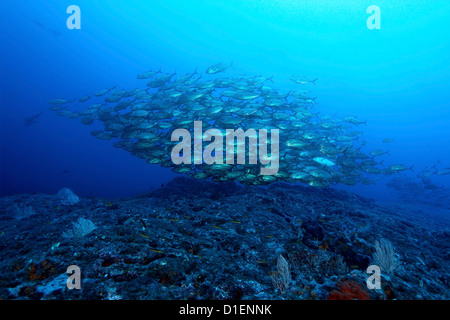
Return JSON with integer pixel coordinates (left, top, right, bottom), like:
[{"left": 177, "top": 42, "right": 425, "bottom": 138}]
[
  {"left": 327, "top": 279, "right": 370, "bottom": 300},
  {"left": 28, "top": 260, "right": 57, "bottom": 281}
]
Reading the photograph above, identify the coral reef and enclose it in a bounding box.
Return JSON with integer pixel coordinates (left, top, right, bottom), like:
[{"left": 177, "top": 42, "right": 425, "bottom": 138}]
[{"left": 0, "top": 177, "right": 448, "bottom": 300}]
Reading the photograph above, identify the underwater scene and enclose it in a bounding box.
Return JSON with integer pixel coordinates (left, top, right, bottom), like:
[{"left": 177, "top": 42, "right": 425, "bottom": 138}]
[{"left": 0, "top": 0, "right": 449, "bottom": 303}]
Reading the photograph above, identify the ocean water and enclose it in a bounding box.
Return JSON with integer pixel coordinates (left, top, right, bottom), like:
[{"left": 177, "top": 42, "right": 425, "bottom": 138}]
[
  {"left": 1, "top": 0, "right": 449, "bottom": 202},
  {"left": 0, "top": 0, "right": 450, "bottom": 303}
]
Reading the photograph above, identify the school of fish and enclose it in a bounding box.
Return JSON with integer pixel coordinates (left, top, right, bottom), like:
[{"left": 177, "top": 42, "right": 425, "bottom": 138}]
[{"left": 48, "top": 63, "right": 421, "bottom": 187}]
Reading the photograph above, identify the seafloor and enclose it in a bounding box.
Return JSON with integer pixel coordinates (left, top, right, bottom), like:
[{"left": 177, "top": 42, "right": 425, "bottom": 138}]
[{"left": 0, "top": 177, "right": 448, "bottom": 300}]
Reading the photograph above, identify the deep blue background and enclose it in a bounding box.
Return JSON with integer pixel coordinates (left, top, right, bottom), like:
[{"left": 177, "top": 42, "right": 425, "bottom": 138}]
[{"left": 1, "top": 0, "right": 449, "bottom": 200}]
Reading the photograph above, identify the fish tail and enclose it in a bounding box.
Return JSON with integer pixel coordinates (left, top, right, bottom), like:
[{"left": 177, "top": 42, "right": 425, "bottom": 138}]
[
  {"left": 409, "top": 165, "right": 414, "bottom": 172},
  {"left": 311, "top": 78, "right": 319, "bottom": 86},
  {"left": 285, "top": 90, "right": 292, "bottom": 100}
]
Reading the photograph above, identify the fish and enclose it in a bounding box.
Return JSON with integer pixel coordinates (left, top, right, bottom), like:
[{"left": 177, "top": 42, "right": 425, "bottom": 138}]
[
  {"left": 78, "top": 95, "right": 91, "bottom": 103},
  {"left": 313, "top": 157, "right": 336, "bottom": 167},
  {"left": 137, "top": 68, "right": 161, "bottom": 79},
  {"left": 178, "top": 91, "right": 206, "bottom": 103},
  {"left": 344, "top": 116, "right": 366, "bottom": 125},
  {"left": 290, "top": 172, "right": 311, "bottom": 180},
  {"left": 146, "top": 73, "right": 175, "bottom": 87},
  {"left": 435, "top": 168, "right": 450, "bottom": 175},
  {"left": 417, "top": 164, "right": 437, "bottom": 179},
  {"left": 285, "top": 139, "right": 308, "bottom": 148},
  {"left": 205, "top": 62, "right": 233, "bottom": 74},
  {"left": 49, "top": 64, "right": 404, "bottom": 187},
  {"left": 105, "top": 95, "right": 123, "bottom": 103},
  {"left": 303, "top": 132, "right": 324, "bottom": 140},
  {"left": 33, "top": 20, "right": 62, "bottom": 37},
  {"left": 48, "top": 98, "right": 75, "bottom": 105},
  {"left": 289, "top": 76, "right": 318, "bottom": 85},
  {"left": 390, "top": 164, "right": 414, "bottom": 172},
  {"left": 232, "top": 91, "right": 260, "bottom": 100},
  {"left": 335, "top": 136, "right": 355, "bottom": 142},
  {"left": 24, "top": 112, "right": 42, "bottom": 126},
  {"left": 290, "top": 90, "right": 314, "bottom": 100},
  {"left": 94, "top": 86, "right": 116, "bottom": 97},
  {"left": 370, "top": 149, "right": 389, "bottom": 157}
]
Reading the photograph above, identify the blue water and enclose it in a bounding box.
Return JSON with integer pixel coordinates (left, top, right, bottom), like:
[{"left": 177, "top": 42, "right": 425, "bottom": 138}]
[{"left": 1, "top": 0, "right": 449, "bottom": 202}]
